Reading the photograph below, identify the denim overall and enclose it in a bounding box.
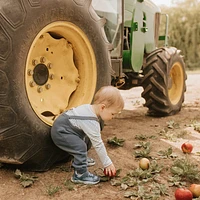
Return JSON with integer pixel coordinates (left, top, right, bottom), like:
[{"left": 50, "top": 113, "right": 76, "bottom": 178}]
[{"left": 51, "top": 112, "right": 99, "bottom": 174}]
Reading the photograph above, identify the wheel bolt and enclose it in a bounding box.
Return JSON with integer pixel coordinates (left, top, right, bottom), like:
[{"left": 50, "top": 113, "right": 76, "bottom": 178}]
[
  {"left": 47, "top": 63, "right": 53, "bottom": 69},
  {"left": 37, "top": 87, "right": 43, "bottom": 93},
  {"left": 32, "top": 59, "right": 38, "bottom": 66},
  {"left": 27, "top": 69, "right": 33, "bottom": 76},
  {"left": 29, "top": 81, "right": 36, "bottom": 87},
  {"left": 49, "top": 74, "right": 54, "bottom": 80},
  {"left": 40, "top": 57, "right": 46, "bottom": 63},
  {"left": 45, "top": 84, "right": 51, "bottom": 89}
]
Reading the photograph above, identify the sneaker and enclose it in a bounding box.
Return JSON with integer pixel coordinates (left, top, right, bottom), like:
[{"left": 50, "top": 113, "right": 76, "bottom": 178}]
[
  {"left": 71, "top": 171, "right": 100, "bottom": 185},
  {"left": 87, "top": 157, "right": 95, "bottom": 167}
]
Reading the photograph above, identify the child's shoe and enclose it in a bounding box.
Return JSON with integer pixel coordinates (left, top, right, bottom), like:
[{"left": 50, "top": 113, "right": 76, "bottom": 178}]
[
  {"left": 71, "top": 171, "right": 100, "bottom": 185},
  {"left": 87, "top": 157, "right": 95, "bottom": 167}
]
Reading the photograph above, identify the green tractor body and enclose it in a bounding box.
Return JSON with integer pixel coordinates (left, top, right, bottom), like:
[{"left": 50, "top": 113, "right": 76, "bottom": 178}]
[
  {"left": 123, "top": 0, "right": 160, "bottom": 72},
  {"left": 93, "top": 0, "right": 186, "bottom": 116},
  {"left": 93, "top": 0, "right": 161, "bottom": 73},
  {"left": 0, "top": 0, "right": 186, "bottom": 170}
]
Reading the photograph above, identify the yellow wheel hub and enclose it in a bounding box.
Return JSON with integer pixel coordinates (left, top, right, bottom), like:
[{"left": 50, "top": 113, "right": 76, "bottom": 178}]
[
  {"left": 168, "top": 62, "right": 184, "bottom": 105},
  {"left": 26, "top": 22, "right": 97, "bottom": 125}
]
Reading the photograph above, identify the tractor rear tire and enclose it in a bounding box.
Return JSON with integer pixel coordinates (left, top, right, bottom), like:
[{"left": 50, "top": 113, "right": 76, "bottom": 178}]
[
  {"left": 141, "top": 47, "right": 186, "bottom": 116},
  {"left": 0, "top": 0, "right": 111, "bottom": 171}
]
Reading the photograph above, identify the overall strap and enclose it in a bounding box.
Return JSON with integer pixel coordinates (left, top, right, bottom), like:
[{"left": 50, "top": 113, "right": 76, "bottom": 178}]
[{"left": 68, "top": 115, "right": 99, "bottom": 123}]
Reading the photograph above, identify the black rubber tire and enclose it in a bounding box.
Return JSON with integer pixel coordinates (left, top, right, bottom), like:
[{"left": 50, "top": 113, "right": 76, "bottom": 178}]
[
  {"left": 141, "top": 47, "right": 186, "bottom": 116},
  {"left": 0, "top": 0, "right": 111, "bottom": 171}
]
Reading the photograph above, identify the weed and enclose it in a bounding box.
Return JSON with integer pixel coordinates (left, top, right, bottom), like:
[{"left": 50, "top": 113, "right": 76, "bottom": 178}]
[
  {"left": 188, "top": 120, "right": 200, "bottom": 132},
  {"left": 127, "top": 160, "right": 163, "bottom": 182},
  {"left": 134, "top": 141, "right": 151, "bottom": 158},
  {"left": 135, "top": 134, "right": 148, "bottom": 140},
  {"left": 135, "top": 134, "right": 157, "bottom": 141},
  {"left": 167, "top": 120, "right": 180, "bottom": 129},
  {"left": 124, "top": 184, "right": 167, "bottom": 199},
  {"left": 64, "top": 180, "right": 74, "bottom": 191},
  {"left": 177, "top": 130, "right": 191, "bottom": 138},
  {"left": 111, "top": 161, "right": 167, "bottom": 199},
  {"left": 152, "top": 182, "right": 169, "bottom": 196},
  {"left": 134, "top": 141, "right": 150, "bottom": 149},
  {"left": 46, "top": 185, "right": 61, "bottom": 196},
  {"left": 157, "top": 147, "right": 177, "bottom": 159},
  {"left": 107, "top": 136, "right": 125, "bottom": 147},
  {"left": 14, "top": 169, "right": 38, "bottom": 188},
  {"left": 159, "top": 128, "right": 188, "bottom": 142},
  {"left": 171, "top": 157, "right": 200, "bottom": 182},
  {"left": 194, "top": 124, "right": 200, "bottom": 133},
  {"left": 159, "top": 121, "right": 189, "bottom": 142},
  {"left": 168, "top": 175, "right": 186, "bottom": 187}
]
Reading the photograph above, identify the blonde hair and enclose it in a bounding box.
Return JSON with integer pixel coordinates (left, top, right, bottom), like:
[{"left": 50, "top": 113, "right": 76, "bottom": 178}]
[{"left": 93, "top": 86, "right": 124, "bottom": 110}]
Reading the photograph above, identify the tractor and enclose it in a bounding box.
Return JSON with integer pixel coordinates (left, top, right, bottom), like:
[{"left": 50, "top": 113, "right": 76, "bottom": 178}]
[{"left": 0, "top": 0, "right": 186, "bottom": 171}]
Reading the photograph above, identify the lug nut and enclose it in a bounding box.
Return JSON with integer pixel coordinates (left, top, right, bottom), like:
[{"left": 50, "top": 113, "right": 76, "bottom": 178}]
[
  {"left": 37, "top": 87, "right": 43, "bottom": 93},
  {"left": 45, "top": 84, "right": 51, "bottom": 89},
  {"left": 47, "top": 63, "right": 53, "bottom": 69},
  {"left": 49, "top": 74, "right": 54, "bottom": 80},
  {"left": 40, "top": 57, "right": 46, "bottom": 63},
  {"left": 32, "top": 59, "right": 38, "bottom": 66},
  {"left": 27, "top": 69, "right": 33, "bottom": 76},
  {"left": 29, "top": 81, "right": 36, "bottom": 87}
]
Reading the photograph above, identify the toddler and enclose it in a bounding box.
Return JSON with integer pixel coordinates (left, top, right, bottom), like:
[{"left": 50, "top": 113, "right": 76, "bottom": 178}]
[{"left": 51, "top": 86, "right": 124, "bottom": 184}]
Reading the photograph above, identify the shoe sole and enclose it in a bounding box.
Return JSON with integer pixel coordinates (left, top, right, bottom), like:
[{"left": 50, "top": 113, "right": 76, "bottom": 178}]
[
  {"left": 87, "top": 162, "right": 95, "bottom": 167},
  {"left": 71, "top": 177, "right": 100, "bottom": 185}
]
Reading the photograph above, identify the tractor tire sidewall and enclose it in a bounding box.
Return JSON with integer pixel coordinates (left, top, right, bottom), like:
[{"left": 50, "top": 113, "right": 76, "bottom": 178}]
[
  {"left": 142, "top": 48, "right": 186, "bottom": 116},
  {"left": 0, "top": 0, "right": 110, "bottom": 170}
]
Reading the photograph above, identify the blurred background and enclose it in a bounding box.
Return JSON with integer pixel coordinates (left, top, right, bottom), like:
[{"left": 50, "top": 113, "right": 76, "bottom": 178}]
[{"left": 154, "top": 0, "right": 200, "bottom": 70}]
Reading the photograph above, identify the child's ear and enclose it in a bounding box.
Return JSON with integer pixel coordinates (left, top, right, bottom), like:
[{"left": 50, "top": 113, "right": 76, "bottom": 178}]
[{"left": 101, "top": 104, "right": 106, "bottom": 110}]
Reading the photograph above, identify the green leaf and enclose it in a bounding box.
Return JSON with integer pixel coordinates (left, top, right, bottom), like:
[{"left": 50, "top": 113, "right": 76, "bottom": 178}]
[
  {"left": 116, "top": 169, "right": 122, "bottom": 177},
  {"left": 167, "top": 120, "right": 180, "bottom": 129},
  {"left": 14, "top": 169, "right": 22, "bottom": 179},
  {"left": 21, "top": 180, "right": 34, "bottom": 188},
  {"left": 14, "top": 169, "right": 38, "bottom": 187},
  {"left": 171, "top": 166, "right": 184, "bottom": 175},
  {"left": 135, "top": 134, "right": 148, "bottom": 140},
  {"left": 121, "top": 183, "right": 128, "bottom": 190},
  {"left": 100, "top": 176, "right": 110, "bottom": 182},
  {"left": 107, "top": 137, "right": 125, "bottom": 147},
  {"left": 110, "top": 179, "right": 121, "bottom": 186},
  {"left": 171, "top": 158, "right": 200, "bottom": 181},
  {"left": 124, "top": 191, "right": 137, "bottom": 198},
  {"left": 157, "top": 147, "right": 173, "bottom": 158}
]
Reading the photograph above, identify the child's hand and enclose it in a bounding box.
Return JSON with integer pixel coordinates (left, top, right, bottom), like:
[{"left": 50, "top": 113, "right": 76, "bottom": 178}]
[{"left": 104, "top": 163, "right": 116, "bottom": 177}]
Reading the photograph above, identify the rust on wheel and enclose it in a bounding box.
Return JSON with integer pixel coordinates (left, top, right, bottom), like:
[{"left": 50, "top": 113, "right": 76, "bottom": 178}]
[
  {"left": 25, "top": 22, "right": 97, "bottom": 125},
  {"left": 168, "top": 62, "right": 184, "bottom": 105}
]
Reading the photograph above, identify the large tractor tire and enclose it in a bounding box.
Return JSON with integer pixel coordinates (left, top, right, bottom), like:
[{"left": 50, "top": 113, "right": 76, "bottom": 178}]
[
  {"left": 0, "top": 0, "right": 111, "bottom": 171},
  {"left": 141, "top": 47, "right": 186, "bottom": 116}
]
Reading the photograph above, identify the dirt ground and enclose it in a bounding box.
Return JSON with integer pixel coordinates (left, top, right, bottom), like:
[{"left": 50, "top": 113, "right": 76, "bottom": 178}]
[{"left": 0, "top": 71, "right": 200, "bottom": 200}]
